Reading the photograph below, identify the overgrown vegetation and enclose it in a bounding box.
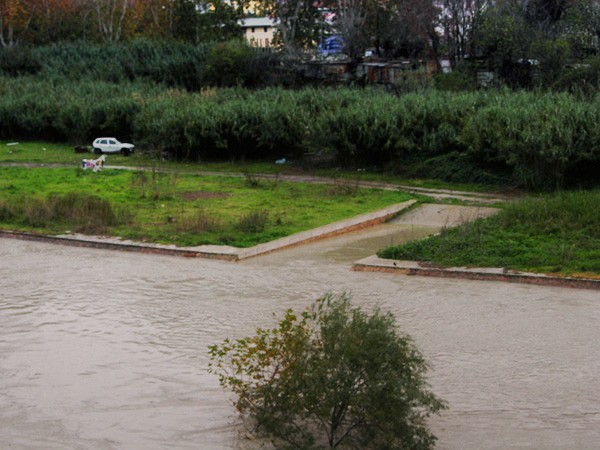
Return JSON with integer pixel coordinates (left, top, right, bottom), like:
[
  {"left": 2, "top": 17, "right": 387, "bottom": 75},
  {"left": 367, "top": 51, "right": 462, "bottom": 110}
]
[
  {"left": 0, "top": 40, "right": 286, "bottom": 90},
  {"left": 209, "top": 293, "right": 446, "bottom": 449},
  {"left": 3, "top": 79, "right": 600, "bottom": 190},
  {"left": 379, "top": 191, "right": 600, "bottom": 277},
  {"left": 0, "top": 192, "right": 123, "bottom": 234}
]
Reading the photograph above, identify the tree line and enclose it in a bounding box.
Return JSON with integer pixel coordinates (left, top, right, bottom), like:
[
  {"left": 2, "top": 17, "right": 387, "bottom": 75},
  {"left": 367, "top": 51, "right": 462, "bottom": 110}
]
[
  {"left": 3, "top": 1, "right": 600, "bottom": 61},
  {"left": 0, "top": 0, "right": 245, "bottom": 46},
  {"left": 2, "top": 0, "right": 600, "bottom": 88}
]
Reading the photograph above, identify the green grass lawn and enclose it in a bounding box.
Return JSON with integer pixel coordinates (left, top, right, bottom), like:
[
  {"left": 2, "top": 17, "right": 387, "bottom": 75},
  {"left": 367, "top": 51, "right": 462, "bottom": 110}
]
[
  {"left": 1, "top": 141, "right": 85, "bottom": 164},
  {"left": 0, "top": 141, "right": 495, "bottom": 193},
  {"left": 0, "top": 166, "right": 414, "bottom": 248},
  {"left": 378, "top": 191, "right": 600, "bottom": 277}
]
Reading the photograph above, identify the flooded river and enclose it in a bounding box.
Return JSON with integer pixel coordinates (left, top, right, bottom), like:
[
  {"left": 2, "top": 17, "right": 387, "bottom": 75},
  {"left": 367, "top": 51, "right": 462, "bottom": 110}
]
[{"left": 1, "top": 223, "right": 599, "bottom": 449}]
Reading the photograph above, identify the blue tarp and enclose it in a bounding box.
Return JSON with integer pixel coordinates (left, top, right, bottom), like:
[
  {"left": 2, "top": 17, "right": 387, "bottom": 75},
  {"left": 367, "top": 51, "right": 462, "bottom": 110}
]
[{"left": 319, "top": 36, "right": 344, "bottom": 55}]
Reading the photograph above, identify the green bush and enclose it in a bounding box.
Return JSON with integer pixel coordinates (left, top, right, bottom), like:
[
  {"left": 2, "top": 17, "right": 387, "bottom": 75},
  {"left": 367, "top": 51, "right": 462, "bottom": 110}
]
[
  {"left": 0, "top": 47, "right": 42, "bottom": 76},
  {"left": 237, "top": 209, "right": 269, "bottom": 233},
  {"left": 3, "top": 74, "right": 600, "bottom": 189},
  {"left": 202, "top": 40, "right": 255, "bottom": 87},
  {"left": 133, "top": 87, "right": 308, "bottom": 160},
  {"left": 313, "top": 90, "right": 485, "bottom": 167},
  {"left": 0, "top": 77, "right": 147, "bottom": 143},
  {"left": 392, "top": 67, "right": 432, "bottom": 93},
  {"left": 313, "top": 91, "right": 407, "bottom": 167},
  {"left": 209, "top": 293, "right": 446, "bottom": 449},
  {"left": 461, "top": 91, "right": 599, "bottom": 189},
  {"left": 0, "top": 40, "right": 210, "bottom": 90},
  {"left": 15, "top": 193, "right": 121, "bottom": 233},
  {"left": 552, "top": 57, "right": 600, "bottom": 95},
  {"left": 434, "top": 67, "right": 478, "bottom": 92},
  {"left": 175, "top": 209, "right": 222, "bottom": 233}
]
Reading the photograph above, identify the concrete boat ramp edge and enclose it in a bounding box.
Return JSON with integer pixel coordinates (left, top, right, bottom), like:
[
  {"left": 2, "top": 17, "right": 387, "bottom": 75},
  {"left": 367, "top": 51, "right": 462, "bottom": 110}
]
[
  {"left": 0, "top": 200, "right": 417, "bottom": 262},
  {"left": 352, "top": 255, "right": 600, "bottom": 290}
]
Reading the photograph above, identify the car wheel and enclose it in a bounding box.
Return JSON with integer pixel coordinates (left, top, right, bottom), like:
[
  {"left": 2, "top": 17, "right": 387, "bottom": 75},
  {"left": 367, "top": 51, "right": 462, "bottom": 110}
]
[
  {"left": 121, "top": 148, "right": 130, "bottom": 157},
  {"left": 93, "top": 148, "right": 102, "bottom": 155}
]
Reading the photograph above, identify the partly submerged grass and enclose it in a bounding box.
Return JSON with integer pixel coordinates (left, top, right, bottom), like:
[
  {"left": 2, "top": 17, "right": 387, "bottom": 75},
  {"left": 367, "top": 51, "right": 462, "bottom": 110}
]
[
  {"left": 378, "top": 191, "right": 600, "bottom": 277},
  {"left": 0, "top": 166, "right": 414, "bottom": 248}
]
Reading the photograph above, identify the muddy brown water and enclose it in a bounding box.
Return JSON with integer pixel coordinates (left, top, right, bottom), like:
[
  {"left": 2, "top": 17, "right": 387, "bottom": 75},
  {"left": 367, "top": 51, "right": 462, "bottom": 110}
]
[{"left": 1, "top": 221, "right": 600, "bottom": 449}]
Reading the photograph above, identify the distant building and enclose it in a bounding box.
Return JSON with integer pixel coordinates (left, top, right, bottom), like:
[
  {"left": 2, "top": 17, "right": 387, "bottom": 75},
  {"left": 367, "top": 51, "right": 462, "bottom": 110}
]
[{"left": 240, "top": 17, "right": 277, "bottom": 48}]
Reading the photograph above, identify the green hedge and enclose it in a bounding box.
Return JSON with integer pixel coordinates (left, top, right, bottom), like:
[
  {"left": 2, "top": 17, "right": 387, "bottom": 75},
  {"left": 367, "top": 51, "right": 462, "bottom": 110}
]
[
  {"left": 0, "top": 40, "right": 284, "bottom": 90},
  {"left": 0, "top": 40, "right": 210, "bottom": 89},
  {"left": 461, "top": 91, "right": 600, "bottom": 189},
  {"left": 2, "top": 77, "right": 600, "bottom": 189},
  {"left": 0, "top": 78, "right": 153, "bottom": 142}
]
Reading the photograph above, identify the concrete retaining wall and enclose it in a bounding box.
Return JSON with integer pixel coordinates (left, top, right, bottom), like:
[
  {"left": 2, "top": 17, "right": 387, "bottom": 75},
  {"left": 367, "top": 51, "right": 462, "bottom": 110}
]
[
  {"left": 353, "top": 256, "right": 600, "bottom": 290},
  {"left": 0, "top": 200, "right": 416, "bottom": 261}
]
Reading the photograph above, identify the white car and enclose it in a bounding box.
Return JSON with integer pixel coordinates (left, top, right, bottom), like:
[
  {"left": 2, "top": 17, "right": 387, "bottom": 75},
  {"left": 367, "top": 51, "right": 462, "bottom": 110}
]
[{"left": 92, "top": 137, "right": 135, "bottom": 156}]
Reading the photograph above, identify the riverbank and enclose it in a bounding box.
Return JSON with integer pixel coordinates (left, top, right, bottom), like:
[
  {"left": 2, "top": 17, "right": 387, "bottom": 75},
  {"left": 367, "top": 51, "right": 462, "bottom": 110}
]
[
  {"left": 353, "top": 256, "right": 600, "bottom": 290},
  {"left": 6, "top": 198, "right": 599, "bottom": 290},
  {"left": 0, "top": 165, "right": 419, "bottom": 248},
  {"left": 0, "top": 200, "right": 416, "bottom": 261},
  {"left": 5, "top": 157, "right": 599, "bottom": 288},
  {"left": 378, "top": 190, "right": 600, "bottom": 281}
]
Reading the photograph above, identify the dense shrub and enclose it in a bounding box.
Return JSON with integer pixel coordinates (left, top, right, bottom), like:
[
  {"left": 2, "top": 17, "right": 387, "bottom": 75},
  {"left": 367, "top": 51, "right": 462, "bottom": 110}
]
[
  {"left": 10, "top": 193, "right": 121, "bottom": 233},
  {"left": 0, "top": 40, "right": 209, "bottom": 89},
  {"left": 552, "top": 57, "right": 600, "bottom": 94},
  {"left": 0, "top": 40, "right": 285, "bottom": 90},
  {"left": 313, "top": 93, "right": 405, "bottom": 167},
  {"left": 461, "top": 91, "right": 600, "bottom": 189},
  {"left": 434, "top": 67, "right": 478, "bottom": 92},
  {"left": 3, "top": 74, "right": 600, "bottom": 189},
  {"left": 0, "top": 47, "right": 42, "bottom": 76},
  {"left": 202, "top": 40, "right": 255, "bottom": 87},
  {"left": 0, "top": 77, "right": 148, "bottom": 142},
  {"left": 237, "top": 210, "right": 269, "bottom": 233},
  {"left": 133, "top": 87, "right": 309, "bottom": 160},
  {"left": 209, "top": 294, "right": 446, "bottom": 449},
  {"left": 313, "top": 90, "right": 487, "bottom": 168}
]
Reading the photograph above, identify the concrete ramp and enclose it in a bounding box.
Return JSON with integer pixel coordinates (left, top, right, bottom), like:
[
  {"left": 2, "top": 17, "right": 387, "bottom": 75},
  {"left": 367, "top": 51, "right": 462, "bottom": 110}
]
[{"left": 390, "top": 204, "right": 498, "bottom": 228}]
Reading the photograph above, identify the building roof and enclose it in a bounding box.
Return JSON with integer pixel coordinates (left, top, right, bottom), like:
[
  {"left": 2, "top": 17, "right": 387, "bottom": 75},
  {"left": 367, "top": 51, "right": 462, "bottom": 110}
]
[{"left": 239, "top": 17, "right": 277, "bottom": 28}]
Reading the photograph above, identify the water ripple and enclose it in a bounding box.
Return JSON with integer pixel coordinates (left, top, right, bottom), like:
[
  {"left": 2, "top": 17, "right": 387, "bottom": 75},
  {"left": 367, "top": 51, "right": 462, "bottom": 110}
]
[{"left": 1, "top": 236, "right": 600, "bottom": 449}]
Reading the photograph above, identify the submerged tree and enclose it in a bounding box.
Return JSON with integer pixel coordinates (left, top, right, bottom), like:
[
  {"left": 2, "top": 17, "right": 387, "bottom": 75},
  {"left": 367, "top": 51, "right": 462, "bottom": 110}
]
[{"left": 209, "top": 293, "right": 446, "bottom": 449}]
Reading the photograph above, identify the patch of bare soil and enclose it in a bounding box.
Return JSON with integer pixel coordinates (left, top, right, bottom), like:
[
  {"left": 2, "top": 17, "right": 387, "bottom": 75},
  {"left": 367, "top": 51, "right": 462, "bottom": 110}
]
[{"left": 180, "top": 191, "right": 230, "bottom": 200}]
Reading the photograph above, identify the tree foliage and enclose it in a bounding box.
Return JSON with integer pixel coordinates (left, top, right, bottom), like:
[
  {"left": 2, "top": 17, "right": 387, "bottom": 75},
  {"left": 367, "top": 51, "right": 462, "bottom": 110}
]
[
  {"left": 439, "top": 0, "right": 487, "bottom": 66},
  {"left": 330, "top": 0, "right": 440, "bottom": 60},
  {"left": 208, "top": 293, "right": 446, "bottom": 449},
  {"left": 472, "top": 0, "right": 600, "bottom": 87},
  {"left": 261, "top": 0, "right": 323, "bottom": 54},
  {"left": 196, "top": 0, "right": 246, "bottom": 43}
]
